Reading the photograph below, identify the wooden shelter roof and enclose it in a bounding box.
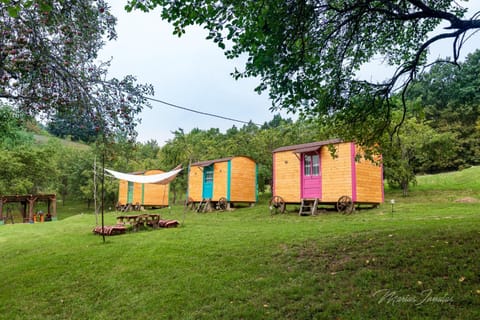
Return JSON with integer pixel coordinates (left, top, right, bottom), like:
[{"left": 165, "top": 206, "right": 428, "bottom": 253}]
[
  {"left": 190, "top": 157, "right": 234, "bottom": 167},
  {"left": 191, "top": 156, "right": 257, "bottom": 167},
  {"left": 0, "top": 194, "right": 57, "bottom": 222},
  {"left": 272, "top": 138, "right": 343, "bottom": 153}
]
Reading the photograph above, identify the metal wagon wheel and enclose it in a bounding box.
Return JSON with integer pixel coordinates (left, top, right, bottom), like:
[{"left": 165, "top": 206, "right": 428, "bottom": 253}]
[
  {"left": 217, "top": 197, "right": 228, "bottom": 211},
  {"left": 336, "top": 195, "right": 354, "bottom": 214},
  {"left": 269, "top": 195, "right": 286, "bottom": 214}
]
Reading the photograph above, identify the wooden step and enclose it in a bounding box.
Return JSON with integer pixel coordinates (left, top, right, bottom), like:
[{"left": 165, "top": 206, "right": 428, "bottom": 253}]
[
  {"left": 299, "top": 198, "right": 319, "bottom": 216},
  {"left": 196, "top": 198, "right": 212, "bottom": 213}
]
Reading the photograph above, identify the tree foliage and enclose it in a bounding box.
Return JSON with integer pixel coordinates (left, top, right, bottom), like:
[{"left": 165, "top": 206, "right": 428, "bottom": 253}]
[
  {"left": 46, "top": 111, "right": 98, "bottom": 143},
  {"left": 381, "top": 114, "right": 457, "bottom": 195},
  {"left": 407, "top": 49, "right": 480, "bottom": 169},
  {"left": 1, "top": 0, "right": 153, "bottom": 140},
  {"left": 159, "top": 115, "right": 335, "bottom": 194},
  {"left": 0, "top": 108, "right": 475, "bottom": 204},
  {"left": 0, "top": 141, "right": 58, "bottom": 194},
  {"left": 128, "top": 0, "right": 479, "bottom": 143}
]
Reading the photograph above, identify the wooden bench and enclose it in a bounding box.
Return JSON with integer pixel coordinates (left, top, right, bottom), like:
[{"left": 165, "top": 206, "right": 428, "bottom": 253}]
[{"left": 92, "top": 225, "right": 127, "bottom": 236}]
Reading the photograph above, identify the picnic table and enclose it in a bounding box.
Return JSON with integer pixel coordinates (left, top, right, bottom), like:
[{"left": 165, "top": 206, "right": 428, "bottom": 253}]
[
  {"left": 94, "top": 214, "right": 178, "bottom": 236},
  {"left": 116, "top": 214, "right": 161, "bottom": 231}
]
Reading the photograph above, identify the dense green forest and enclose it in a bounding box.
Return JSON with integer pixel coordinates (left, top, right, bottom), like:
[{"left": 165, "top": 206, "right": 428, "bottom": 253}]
[{"left": 1, "top": 50, "right": 479, "bottom": 204}]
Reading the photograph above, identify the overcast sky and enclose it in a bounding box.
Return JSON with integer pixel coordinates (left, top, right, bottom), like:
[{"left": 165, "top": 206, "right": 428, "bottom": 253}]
[
  {"left": 99, "top": 1, "right": 277, "bottom": 144},
  {"left": 98, "top": 1, "right": 480, "bottom": 145}
]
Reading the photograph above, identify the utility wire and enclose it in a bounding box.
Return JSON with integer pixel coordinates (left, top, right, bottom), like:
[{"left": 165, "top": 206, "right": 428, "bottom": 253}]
[{"left": 144, "top": 95, "right": 262, "bottom": 126}]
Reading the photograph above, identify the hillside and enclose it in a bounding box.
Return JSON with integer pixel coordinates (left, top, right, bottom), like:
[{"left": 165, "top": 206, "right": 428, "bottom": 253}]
[
  {"left": 414, "top": 166, "right": 480, "bottom": 191},
  {"left": 0, "top": 168, "right": 478, "bottom": 319},
  {"left": 383, "top": 166, "right": 480, "bottom": 207},
  {"left": 34, "top": 133, "right": 91, "bottom": 150}
]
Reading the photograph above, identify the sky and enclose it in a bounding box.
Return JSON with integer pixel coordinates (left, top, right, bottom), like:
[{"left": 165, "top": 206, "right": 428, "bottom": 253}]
[
  {"left": 99, "top": 1, "right": 278, "bottom": 145},
  {"left": 98, "top": 1, "right": 480, "bottom": 145}
]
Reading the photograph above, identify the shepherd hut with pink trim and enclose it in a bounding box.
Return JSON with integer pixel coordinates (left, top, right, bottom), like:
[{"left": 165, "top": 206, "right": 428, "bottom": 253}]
[{"left": 270, "top": 139, "right": 384, "bottom": 215}]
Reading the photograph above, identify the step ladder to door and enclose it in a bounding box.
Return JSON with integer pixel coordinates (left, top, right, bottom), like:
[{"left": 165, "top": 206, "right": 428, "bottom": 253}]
[
  {"left": 196, "top": 198, "right": 212, "bottom": 213},
  {"left": 299, "top": 198, "right": 319, "bottom": 216}
]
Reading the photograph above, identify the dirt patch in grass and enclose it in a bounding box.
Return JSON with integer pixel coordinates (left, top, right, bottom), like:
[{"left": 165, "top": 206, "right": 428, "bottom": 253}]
[{"left": 454, "top": 197, "right": 479, "bottom": 203}]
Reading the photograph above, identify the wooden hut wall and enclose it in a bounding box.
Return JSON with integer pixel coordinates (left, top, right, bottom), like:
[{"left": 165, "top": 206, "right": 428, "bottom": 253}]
[
  {"left": 188, "top": 166, "right": 204, "bottom": 202},
  {"left": 273, "top": 150, "right": 301, "bottom": 203},
  {"left": 320, "top": 142, "right": 354, "bottom": 202},
  {"left": 142, "top": 170, "right": 169, "bottom": 206},
  {"left": 353, "top": 147, "right": 384, "bottom": 204},
  {"left": 118, "top": 180, "right": 128, "bottom": 205},
  {"left": 273, "top": 141, "right": 384, "bottom": 205},
  {"left": 188, "top": 157, "right": 258, "bottom": 203},
  {"left": 229, "top": 157, "right": 257, "bottom": 202},
  {"left": 132, "top": 181, "right": 143, "bottom": 205},
  {"left": 211, "top": 161, "right": 228, "bottom": 201},
  {"left": 117, "top": 170, "right": 170, "bottom": 206}
]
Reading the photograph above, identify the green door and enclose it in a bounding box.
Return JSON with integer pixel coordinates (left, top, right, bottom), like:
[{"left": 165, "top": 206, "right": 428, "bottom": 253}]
[
  {"left": 127, "top": 181, "right": 134, "bottom": 203},
  {"left": 202, "top": 165, "right": 214, "bottom": 199}
]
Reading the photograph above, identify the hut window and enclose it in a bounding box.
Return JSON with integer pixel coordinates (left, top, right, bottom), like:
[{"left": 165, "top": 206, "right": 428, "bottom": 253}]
[
  {"left": 205, "top": 169, "right": 214, "bottom": 183},
  {"left": 304, "top": 154, "right": 320, "bottom": 176},
  {"left": 312, "top": 154, "right": 319, "bottom": 176},
  {"left": 304, "top": 155, "right": 312, "bottom": 176}
]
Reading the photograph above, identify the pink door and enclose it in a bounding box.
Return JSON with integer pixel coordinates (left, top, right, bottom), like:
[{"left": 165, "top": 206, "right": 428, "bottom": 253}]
[{"left": 301, "top": 153, "right": 321, "bottom": 199}]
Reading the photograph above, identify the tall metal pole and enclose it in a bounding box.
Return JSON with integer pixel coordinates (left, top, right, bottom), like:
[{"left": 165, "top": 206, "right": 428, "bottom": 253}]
[
  {"left": 182, "top": 159, "right": 191, "bottom": 226},
  {"left": 101, "top": 149, "right": 106, "bottom": 243},
  {"left": 94, "top": 156, "right": 98, "bottom": 226}
]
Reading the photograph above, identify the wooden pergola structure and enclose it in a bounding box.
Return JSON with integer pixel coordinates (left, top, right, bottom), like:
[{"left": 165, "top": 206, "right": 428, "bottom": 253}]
[{"left": 0, "top": 194, "right": 57, "bottom": 223}]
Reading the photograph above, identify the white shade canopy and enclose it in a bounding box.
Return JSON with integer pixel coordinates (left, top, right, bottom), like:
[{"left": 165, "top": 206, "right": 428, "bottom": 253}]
[{"left": 104, "top": 167, "right": 182, "bottom": 185}]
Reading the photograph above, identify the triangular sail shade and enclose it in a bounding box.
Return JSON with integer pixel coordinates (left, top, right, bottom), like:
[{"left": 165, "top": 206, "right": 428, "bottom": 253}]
[{"left": 104, "top": 167, "right": 182, "bottom": 185}]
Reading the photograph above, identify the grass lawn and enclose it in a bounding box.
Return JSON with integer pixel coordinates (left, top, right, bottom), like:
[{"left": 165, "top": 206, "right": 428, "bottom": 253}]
[{"left": 0, "top": 167, "right": 479, "bottom": 319}]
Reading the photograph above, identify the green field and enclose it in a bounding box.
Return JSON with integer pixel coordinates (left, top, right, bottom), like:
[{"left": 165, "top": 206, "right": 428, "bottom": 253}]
[{"left": 1, "top": 167, "right": 479, "bottom": 319}]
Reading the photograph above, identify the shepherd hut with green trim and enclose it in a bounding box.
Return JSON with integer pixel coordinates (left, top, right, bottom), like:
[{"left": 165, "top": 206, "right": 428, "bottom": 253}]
[
  {"left": 187, "top": 156, "right": 258, "bottom": 211},
  {"left": 117, "top": 169, "right": 170, "bottom": 210}
]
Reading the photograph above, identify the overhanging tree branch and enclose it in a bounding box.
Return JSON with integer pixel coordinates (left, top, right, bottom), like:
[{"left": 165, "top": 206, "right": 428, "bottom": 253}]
[
  {"left": 128, "top": 0, "right": 480, "bottom": 143},
  {"left": 1, "top": 0, "right": 152, "bottom": 141}
]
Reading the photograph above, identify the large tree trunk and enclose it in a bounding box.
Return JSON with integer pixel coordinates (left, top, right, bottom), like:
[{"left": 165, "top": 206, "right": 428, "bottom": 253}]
[{"left": 401, "top": 181, "right": 409, "bottom": 197}]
